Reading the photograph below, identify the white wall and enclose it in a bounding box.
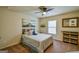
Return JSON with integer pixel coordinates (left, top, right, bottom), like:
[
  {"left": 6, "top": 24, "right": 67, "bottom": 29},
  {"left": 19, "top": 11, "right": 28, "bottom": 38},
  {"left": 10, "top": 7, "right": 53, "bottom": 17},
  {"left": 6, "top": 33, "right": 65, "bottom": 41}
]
[
  {"left": 0, "top": 8, "right": 22, "bottom": 49},
  {"left": 0, "top": 8, "right": 38, "bottom": 49},
  {"left": 0, "top": 9, "right": 2, "bottom": 39},
  {"left": 39, "top": 11, "right": 79, "bottom": 41}
]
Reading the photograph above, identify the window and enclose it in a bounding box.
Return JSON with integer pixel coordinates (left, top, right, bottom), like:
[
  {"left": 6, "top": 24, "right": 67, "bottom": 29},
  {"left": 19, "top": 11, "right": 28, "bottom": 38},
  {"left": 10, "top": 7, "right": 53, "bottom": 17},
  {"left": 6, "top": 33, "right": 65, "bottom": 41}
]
[{"left": 48, "top": 20, "right": 56, "bottom": 34}]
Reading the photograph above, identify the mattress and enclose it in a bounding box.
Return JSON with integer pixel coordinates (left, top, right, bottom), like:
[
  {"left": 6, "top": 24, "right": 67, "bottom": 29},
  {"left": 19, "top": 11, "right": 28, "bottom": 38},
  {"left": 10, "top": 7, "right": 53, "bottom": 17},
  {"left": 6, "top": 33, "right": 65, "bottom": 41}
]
[{"left": 22, "top": 33, "right": 53, "bottom": 52}]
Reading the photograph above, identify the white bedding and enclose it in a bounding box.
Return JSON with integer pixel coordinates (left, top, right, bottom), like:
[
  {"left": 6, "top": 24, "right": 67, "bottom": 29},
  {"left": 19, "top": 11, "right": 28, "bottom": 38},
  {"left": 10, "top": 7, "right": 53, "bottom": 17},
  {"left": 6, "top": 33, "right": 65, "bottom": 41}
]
[{"left": 22, "top": 33, "right": 53, "bottom": 52}]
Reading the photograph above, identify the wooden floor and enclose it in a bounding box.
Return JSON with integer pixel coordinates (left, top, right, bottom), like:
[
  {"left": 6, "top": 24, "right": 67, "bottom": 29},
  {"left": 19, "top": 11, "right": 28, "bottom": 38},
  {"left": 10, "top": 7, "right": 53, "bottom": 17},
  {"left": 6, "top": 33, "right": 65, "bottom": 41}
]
[{"left": 1, "top": 39, "right": 79, "bottom": 53}]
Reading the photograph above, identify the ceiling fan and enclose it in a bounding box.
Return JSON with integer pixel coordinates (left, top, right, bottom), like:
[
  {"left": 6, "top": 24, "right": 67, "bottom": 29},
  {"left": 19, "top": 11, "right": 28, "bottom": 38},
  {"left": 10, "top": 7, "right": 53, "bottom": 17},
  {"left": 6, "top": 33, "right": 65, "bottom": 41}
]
[{"left": 35, "top": 6, "right": 54, "bottom": 16}]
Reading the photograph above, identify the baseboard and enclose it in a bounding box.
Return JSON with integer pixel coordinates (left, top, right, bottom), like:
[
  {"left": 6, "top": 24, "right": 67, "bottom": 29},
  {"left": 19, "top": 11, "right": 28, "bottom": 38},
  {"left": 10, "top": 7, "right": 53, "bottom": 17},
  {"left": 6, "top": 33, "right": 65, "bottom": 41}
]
[
  {"left": 0, "top": 42, "right": 20, "bottom": 49},
  {"left": 53, "top": 39, "right": 63, "bottom": 41}
]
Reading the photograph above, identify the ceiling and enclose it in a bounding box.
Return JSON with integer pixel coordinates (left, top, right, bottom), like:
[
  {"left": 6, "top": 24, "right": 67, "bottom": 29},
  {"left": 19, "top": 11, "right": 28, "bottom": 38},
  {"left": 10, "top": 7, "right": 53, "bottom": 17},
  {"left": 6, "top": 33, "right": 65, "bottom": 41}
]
[{"left": 7, "top": 6, "right": 79, "bottom": 18}]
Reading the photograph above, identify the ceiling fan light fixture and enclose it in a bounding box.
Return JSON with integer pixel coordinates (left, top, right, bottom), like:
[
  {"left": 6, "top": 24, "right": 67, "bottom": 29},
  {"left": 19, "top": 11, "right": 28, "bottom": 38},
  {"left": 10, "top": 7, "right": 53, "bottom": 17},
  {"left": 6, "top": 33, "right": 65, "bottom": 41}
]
[
  {"left": 35, "top": 6, "right": 54, "bottom": 16},
  {"left": 42, "top": 12, "right": 46, "bottom": 15}
]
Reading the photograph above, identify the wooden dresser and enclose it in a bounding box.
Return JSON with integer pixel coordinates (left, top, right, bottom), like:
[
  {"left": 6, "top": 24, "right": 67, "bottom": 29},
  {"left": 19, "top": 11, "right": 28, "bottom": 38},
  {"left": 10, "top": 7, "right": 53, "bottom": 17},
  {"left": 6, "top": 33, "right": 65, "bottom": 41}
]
[{"left": 63, "top": 31, "right": 79, "bottom": 45}]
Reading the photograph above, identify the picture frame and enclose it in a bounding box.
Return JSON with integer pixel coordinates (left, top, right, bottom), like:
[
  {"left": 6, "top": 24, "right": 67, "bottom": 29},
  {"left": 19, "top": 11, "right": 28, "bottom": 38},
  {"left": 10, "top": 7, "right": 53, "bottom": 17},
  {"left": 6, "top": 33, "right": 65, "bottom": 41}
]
[{"left": 62, "top": 17, "right": 79, "bottom": 27}]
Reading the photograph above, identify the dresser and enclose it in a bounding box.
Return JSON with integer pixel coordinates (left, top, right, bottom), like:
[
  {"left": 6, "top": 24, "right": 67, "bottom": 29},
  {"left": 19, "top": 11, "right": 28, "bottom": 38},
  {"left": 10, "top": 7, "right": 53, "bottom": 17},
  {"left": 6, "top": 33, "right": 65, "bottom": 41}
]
[{"left": 63, "top": 31, "right": 79, "bottom": 45}]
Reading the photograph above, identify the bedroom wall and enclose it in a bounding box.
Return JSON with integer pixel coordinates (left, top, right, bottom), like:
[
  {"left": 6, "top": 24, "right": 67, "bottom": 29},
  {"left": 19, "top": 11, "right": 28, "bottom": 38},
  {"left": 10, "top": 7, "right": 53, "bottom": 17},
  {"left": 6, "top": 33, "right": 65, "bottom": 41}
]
[
  {"left": 0, "top": 8, "right": 38, "bottom": 49},
  {"left": 0, "top": 9, "right": 2, "bottom": 40},
  {"left": 0, "top": 8, "right": 23, "bottom": 49},
  {"left": 38, "top": 11, "right": 79, "bottom": 41}
]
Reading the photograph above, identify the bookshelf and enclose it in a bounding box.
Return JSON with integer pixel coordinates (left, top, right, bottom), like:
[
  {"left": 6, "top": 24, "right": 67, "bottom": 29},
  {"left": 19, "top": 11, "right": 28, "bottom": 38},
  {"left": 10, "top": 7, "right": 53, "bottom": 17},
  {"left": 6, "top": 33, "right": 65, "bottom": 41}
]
[{"left": 63, "top": 31, "right": 79, "bottom": 45}]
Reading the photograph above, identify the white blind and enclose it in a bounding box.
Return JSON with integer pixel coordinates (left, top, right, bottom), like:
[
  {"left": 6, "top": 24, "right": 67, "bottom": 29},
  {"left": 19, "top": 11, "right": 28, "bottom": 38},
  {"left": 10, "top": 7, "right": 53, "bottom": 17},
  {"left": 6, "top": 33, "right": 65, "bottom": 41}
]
[{"left": 48, "top": 20, "right": 56, "bottom": 34}]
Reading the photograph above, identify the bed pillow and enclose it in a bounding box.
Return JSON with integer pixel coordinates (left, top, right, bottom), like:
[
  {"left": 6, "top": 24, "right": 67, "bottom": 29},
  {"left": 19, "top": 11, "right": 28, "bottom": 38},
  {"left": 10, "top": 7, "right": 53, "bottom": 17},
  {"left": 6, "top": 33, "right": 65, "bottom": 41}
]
[
  {"left": 25, "top": 29, "right": 32, "bottom": 35},
  {"left": 32, "top": 30, "right": 37, "bottom": 35}
]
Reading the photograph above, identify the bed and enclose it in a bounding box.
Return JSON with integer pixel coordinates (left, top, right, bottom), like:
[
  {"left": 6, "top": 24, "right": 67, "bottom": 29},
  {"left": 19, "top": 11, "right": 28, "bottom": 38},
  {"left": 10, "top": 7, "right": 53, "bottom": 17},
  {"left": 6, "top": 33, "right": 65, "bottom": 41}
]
[{"left": 22, "top": 33, "right": 53, "bottom": 53}]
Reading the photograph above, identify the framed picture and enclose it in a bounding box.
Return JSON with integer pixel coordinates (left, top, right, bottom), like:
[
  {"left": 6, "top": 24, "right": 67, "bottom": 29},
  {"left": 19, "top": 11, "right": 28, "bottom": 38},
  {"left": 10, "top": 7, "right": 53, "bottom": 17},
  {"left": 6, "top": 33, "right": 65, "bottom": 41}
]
[
  {"left": 69, "top": 19, "right": 77, "bottom": 26},
  {"left": 62, "top": 17, "right": 79, "bottom": 27}
]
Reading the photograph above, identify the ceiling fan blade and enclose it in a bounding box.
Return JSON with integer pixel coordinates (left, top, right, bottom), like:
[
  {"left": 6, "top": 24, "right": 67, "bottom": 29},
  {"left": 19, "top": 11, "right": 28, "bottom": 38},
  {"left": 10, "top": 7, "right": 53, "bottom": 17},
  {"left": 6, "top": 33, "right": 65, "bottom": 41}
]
[{"left": 47, "top": 8, "right": 54, "bottom": 12}]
